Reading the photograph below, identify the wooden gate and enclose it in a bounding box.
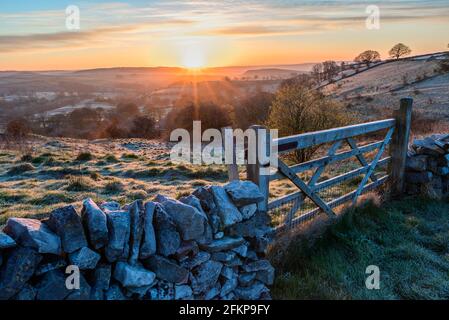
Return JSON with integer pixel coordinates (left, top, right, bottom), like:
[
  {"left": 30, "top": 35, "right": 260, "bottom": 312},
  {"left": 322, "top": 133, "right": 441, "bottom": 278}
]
[{"left": 232, "top": 98, "right": 413, "bottom": 234}]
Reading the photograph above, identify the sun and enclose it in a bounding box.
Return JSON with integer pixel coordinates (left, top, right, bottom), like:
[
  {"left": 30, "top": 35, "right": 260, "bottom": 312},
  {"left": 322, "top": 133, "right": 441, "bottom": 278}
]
[{"left": 181, "top": 45, "right": 206, "bottom": 69}]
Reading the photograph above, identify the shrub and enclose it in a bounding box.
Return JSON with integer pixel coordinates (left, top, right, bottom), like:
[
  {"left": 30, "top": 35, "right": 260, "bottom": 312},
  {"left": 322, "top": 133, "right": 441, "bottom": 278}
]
[
  {"left": 76, "top": 152, "right": 94, "bottom": 162},
  {"left": 7, "top": 163, "right": 35, "bottom": 175},
  {"left": 20, "top": 154, "right": 33, "bottom": 162},
  {"left": 104, "top": 180, "right": 125, "bottom": 194},
  {"left": 66, "top": 175, "right": 93, "bottom": 192},
  {"left": 121, "top": 153, "right": 139, "bottom": 160},
  {"left": 267, "top": 82, "right": 351, "bottom": 162},
  {"left": 129, "top": 115, "right": 159, "bottom": 138},
  {"left": 5, "top": 118, "right": 31, "bottom": 139},
  {"left": 104, "top": 154, "right": 119, "bottom": 163}
]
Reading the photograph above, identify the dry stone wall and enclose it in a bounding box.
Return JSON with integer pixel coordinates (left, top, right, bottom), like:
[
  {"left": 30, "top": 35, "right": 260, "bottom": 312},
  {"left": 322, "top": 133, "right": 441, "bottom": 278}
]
[
  {"left": 405, "top": 134, "right": 449, "bottom": 199},
  {"left": 0, "top": 180, "right": 274, "bottom": 300}
]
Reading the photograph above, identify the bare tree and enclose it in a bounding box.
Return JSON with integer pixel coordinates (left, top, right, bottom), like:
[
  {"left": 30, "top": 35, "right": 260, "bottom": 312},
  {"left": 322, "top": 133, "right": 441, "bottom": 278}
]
[
  {"left": 354, "top": 50, "right": 381, "bottom": 66},
  {"left": 389, "top": 43, "right": 412, "bottom": 59}
]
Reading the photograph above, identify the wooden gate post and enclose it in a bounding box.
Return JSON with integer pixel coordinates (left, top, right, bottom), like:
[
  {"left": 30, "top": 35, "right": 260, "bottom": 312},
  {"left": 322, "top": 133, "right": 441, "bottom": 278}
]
[
  {"left": 247, "top": 125, "right": 270, "bottom": 213},
  {"left": 391, "top": 98, "right": 413, "bottom": 197},
  {"left": 221, "top": 127, "right": 239, "bottom": 182}
]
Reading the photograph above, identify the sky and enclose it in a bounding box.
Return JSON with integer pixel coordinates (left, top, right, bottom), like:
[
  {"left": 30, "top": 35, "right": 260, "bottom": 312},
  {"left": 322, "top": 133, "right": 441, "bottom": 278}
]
[{"left": 0, "top": 0, "right": 448, "bottom": 70}]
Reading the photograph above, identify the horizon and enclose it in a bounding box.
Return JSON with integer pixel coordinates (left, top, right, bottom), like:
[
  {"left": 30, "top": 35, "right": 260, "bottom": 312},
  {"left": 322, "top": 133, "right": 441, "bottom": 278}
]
[{"left": 1, "top": 1, "right": 449, "bottom": 71}]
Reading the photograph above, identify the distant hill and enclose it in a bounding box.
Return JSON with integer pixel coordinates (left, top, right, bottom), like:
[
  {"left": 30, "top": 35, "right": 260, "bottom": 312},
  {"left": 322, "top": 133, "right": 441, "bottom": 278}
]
[{"left": 243, "top": 68, "right": 306, "bottom": 79}]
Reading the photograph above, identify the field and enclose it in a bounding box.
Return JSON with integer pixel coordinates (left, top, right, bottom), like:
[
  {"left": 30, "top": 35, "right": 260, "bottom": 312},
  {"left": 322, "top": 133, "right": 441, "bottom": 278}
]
[{"left": 271, "top": 197, "right": 449, "bottom": 299}]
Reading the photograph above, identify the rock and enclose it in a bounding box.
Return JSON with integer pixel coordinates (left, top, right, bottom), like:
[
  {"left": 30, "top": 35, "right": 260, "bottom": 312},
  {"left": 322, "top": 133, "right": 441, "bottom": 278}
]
[
  {"left": 204, "top": 283, "right": 221, "bottom": 300},
  {"left": 175, "top": 285, "right": 193, "bottom": 300},
  {"left": 143, "top": 255, "right": 189, "bottom": 284},
  {"left": 224, "top": 180, "right": 264, "bottom": 206},
  {"left": 92, "top": 264, "right": 111, "bottom": 290},
  {"left": 214, "top": 232, "right": 224, "bottom": 240},
  {"left": 0, "top": 247, "right": 42, "bottom": 300},
  {"left": 227, "top": 211, "right": 271, "bottom": 238},
  {"left": 4, "top": 218, "right": 61, "bottom": 255},
  {"left": 250, "top": 235, "right": 270, "bottom": 254},
  {"left": 35, "top": 256, "right": 67, "bottom": 276},
  {"left": 232, "top": 244, "right": 248, "bottom": 258},
  {"left": 69, "top": 247, "right": 101, "bottom": 270},
  {"left": 220, "top": 277, "right": 238, "bottom": 297},
  {"left": 155, "top": 281, "right": 175, "bottom": 300},
  {"left": 139, "top": 202, "right": 157, "bottom": 259},
  {"left": 235, "top": 281, "right": 269, "bottom": 300},
  {"left": 243, "top": 260, "right": 275, "bottom": 285},
  {"left": 221, "top": 292, "right": 237, "bottom": 300},
  {"left": 65, "top": 274, "right": 91, "bottom": 300},
  {"left": 158, "top": 196, "right": 207, "bottom": 241},
  {"left": 128, "top": 200, "right": 145, "bottom": 264},
  {"left": 437, "top": 167, "right": 449, "bottom": 176},
  {"left": 81, "top": 198, "right": 108, "bottom": 250},
  {"left": 406, "top": 155, "right": 428, "bottom": 172},
  {"left": 210, "top": 186, "right": 243, "bottom": 227},
  {"left": 180, "top": 251, "right": 211, "bottom": 269},
  {"left": 126, "top": 285, "right": 152, "bottom": 298},
  {"left": 224, "top": 256, "right": 243, "bottom": 267},
  {"left": 46, "top": 205, "right": 87, "bottom": 253},
  {"left": 14, "top": 284, "right": 36, "bottom": 300},
  {"left": 239, "top": 204, "right": 258, "bottom": 220},
  {"left": 153, "top": 204, "right": 181, "bottom": 257},
  {"left": 209, "top": 214, "right": 221, "bottom": 234},
  {"left": 35, "top": 270, "right": 71, "bottom": 300},
  {"left": 113, "top": 262, "right": 156, "bottom": 288},
  {"left": 199, "top": 237, "right": 245, "bottom": 253},
  {"left": 211, "top": 251, "right": 236, "bottom": 263},
  {"left": 174, "top": 241, "right": 199, "bottom": 261},
  {"left": 105, "top": 284, "right": 127, "bottom": 300},
  {"left": 0, "top": 232, "right": 16, "bottom": 249},
  {"left": 192, "top": 186, "right": 217, "bottom": 212},
  {"left": 220, "top": 266, "right": 236, "bottom": 280},
  {"left": 246, "top": 250, "right": 259, "bottom": 261},
  {"left": 413, "top": 138, "right": 446, "bottom": 156},
  {"left": 179, "top": 194, "right": 205, "bottom": 214},
  {"left": 190, "top": 260, "right": 223, "bottom": 295},
  {"left": 239, "top": 272, "right": 257, "bottom": 287},
  {"left": 105, "top": 209, "right": 130, "bottom": 263}
]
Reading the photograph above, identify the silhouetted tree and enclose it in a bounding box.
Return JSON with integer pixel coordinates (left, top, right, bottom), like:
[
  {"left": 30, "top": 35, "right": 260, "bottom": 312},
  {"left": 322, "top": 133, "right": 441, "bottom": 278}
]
[
  {"left": 355, "top": 50, "right": 381, "bottom": 65},
  {"left": 234, "top": 92, "right": 274, "bottom": 129},
  {"left": 389, "top": 43, "right": 412, "bottom": 59}
]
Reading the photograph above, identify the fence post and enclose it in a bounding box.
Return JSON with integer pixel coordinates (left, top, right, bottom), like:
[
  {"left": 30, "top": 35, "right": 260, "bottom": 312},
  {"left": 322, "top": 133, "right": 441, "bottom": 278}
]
[
  {"left": 391, "top": 97, "right": 413, "bottom": 197},
  {"left": 247, "top": 125, "right": 270, "bottom": 213},
  {"left": 221, "top": 127, "right": 239, "bottom": 182}
]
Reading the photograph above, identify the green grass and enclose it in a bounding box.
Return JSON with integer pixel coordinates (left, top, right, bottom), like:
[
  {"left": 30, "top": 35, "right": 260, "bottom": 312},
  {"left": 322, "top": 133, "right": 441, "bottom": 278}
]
[{"left": 271, "top": 197, "right": 449, "bottom": 300}]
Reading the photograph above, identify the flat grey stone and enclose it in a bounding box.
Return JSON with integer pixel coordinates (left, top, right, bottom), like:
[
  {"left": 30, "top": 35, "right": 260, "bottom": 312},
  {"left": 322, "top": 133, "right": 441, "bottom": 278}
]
[
  {"left": 224, "top": 180, "right": 264, "bottom": 206},
  {"left": 154, "top": 204, "right": 181, "bottom": 257},
  {"left": 35, "top": 257, "right": 67, "bottom": 276},
  {"left": 232, "top": 244, "right": 248, "bottom": 257},
  {"left": 128, "top": 200, "right": 145, "bottom": 264},
  {"left": 69, "top": 247, "right": 101, "bottom": 270},
  {"left": 190, "top": 260, "right": 222, "bottom": 295},
  {"left": 174, "top": 241, "right": 199, "bottom": 261},
  {"left": 192, "top": 186, "right": 217, "bottom": 212},
  {"left": 47, "top": 205, "right": 87, "bottom": 253},
  {"left": 199, "top": 237, "right": 245, "bottom": 253},
  {"left": 4, "top": 218, "right": 61, "bottom": 255},
  {"left": 204, "top": 283, "right": 221, "bottom": 300},
  {"left": 105, "top": 209, "right": 130, "bottom": 263},
  {"left": 0, "top": 232, "right": 16, "bottom": 249},
  {"left": 220, "top": 277, "right": 238, "bottom": 297},
  {"left": 210, "top": 186, "right": 243, "bottom": 227},
  {"left": 234, "top": 281, "right": 269, "bottom": 300},
  {"left": 239, "top": 204, "right": 258, "bottom": 220},
  {"left": 220, "top": 266, "right": 237, "bottom": 280},
  {"left": 158, "top": 196, "right": 207, "bottom": 241},
  {"left": 180, "top": 251, "right": 211, "bottom": 269},
  {"left": 82, "top": 198, "right": 108, "bottom": 250},
  {"left": 143, "top": 255, "right": 189, "bottom": 284},
  {"left": 140, "top": 202, "right": 157, "bottom": 259},
  {"left": 406, "top": 155, "right": 428, "bottom": 172},
  {"left": 175, "top": 285, "right": 193, "bottom": 300},
  {"left": 239, "top": 272, "right": 257, "bottom": 287},
  {"left": 101, "top": 201, "right": 121, "bottom": 211},
  {"left": 35, "top": 270, "right": 71, "bottom": 300},
  {"left": 113, "top": 262, "right": 156, "bottom": 288},
  {"left": 211, "top": 251, "right": 236, "bottom": 263},
  {"left": 0, "top": 247, "right": 42, "bottom": 300}
]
